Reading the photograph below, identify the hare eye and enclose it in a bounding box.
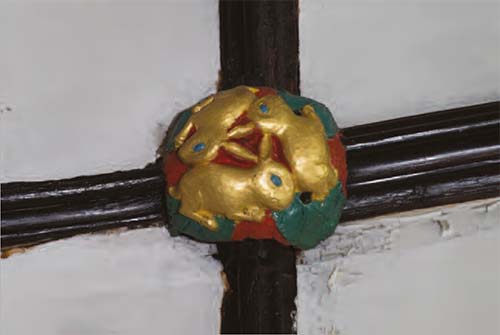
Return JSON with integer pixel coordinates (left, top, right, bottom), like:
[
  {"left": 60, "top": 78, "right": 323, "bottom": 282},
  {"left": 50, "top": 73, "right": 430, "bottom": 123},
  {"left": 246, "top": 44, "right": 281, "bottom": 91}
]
[
  {"left": 259, "top": 103, "right": 269, "bottom": 113},
  {"left": 270, "top": 174, "right": 282, "bottom": 187},
  {"left": 193, "top": 142, "right": 206, "bottom": 152}
]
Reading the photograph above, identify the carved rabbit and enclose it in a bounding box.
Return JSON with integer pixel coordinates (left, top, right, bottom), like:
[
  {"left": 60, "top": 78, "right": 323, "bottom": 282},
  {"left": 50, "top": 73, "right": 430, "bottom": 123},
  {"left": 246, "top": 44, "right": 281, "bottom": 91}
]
[
  {"left": 175, "top": 85, "right": 260, "bottom": 165},
  {"left": 232, "top": 95, "right": 337, "bottom": 200},
  {"left": 170, "top": 134, "right": 295, "bottom": 230}
]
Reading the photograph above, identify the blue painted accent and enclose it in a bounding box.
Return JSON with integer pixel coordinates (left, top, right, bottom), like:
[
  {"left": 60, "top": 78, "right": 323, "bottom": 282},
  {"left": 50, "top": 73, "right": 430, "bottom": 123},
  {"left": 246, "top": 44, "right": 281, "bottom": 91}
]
[
  {"left": 193, "top": 142, "right": 206, "bottom": 152},
  {"left": 259, "top": 103, "right": 269, "bottom": 113},
  {"left": 270, "top": 174, "right": 282, "bottom": 187}
]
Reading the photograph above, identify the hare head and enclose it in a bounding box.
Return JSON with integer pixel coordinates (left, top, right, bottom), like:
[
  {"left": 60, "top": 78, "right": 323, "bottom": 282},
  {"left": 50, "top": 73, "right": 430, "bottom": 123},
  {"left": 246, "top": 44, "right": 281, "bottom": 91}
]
[
  {"left": 177, "top": 86, "right": 259, "bottom": 165},
  {"left": 178, "top": 134, "right": 220, "bottom": 165},
  {"left": 252, "top": 134, "right": 295, "bottom": 211},
  {"left": 246, "top": 95, "right": 296, "bottom": 134}
]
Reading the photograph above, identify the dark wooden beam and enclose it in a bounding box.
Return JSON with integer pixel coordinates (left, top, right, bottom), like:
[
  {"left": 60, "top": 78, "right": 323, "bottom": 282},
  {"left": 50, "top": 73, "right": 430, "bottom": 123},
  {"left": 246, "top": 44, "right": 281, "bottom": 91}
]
[
  {"left": 1, "top": 163, "right": 165, "bottom": 248},
  {"left": 342, "top": 101, "right": 500, "bottom": 221},
  {"left": 2, "top": 101, "right": 499, "bottom": 246},
  {"left": 217, "top": 1, "right": 300, "bottom": 333},
  {"left": 218, "top": 0, "right": 300, "bottom": 94},
  {"left": 215, "top": 240, "right": 297, "bottom": 334}
]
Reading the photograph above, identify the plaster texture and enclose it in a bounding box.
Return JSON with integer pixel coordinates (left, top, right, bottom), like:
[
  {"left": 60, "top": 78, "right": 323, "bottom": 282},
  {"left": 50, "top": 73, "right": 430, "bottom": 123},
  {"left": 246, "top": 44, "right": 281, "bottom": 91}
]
[
  {"left": 297, "top": 198, "right": 500, "bottom": 335},
  {"left": 0, "top": 2, "right": 223, "bottom": 334},
  {"left": 300, "top": 0, "right": 500, "bottom": 127},
  {"left": 0, "top": 228, "right": 224, "bottom": 335},
  {"left": 299, "top": 3, "right": 500, "bottom": 332},
  {"left": 0, "top": 0, "right": 219, "bottom": 182}
]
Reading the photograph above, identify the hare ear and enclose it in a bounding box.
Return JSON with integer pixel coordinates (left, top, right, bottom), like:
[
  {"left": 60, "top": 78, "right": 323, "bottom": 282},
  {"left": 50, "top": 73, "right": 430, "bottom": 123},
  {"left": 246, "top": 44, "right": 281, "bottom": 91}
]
[
  {"left": 227, "top": 123, "right": 256, "bottom": 139},
  {"left": 221, "top": 142, "right": 258, "bottom": 163},
  {"left": 258, "top": 133, "right": 272, "bottom": 161},
  {"left": 192, "top": 95, "right": 214, "bottom": 113},
  {"left": 174, "top": 121, "right": 194, "bottom": 149}
]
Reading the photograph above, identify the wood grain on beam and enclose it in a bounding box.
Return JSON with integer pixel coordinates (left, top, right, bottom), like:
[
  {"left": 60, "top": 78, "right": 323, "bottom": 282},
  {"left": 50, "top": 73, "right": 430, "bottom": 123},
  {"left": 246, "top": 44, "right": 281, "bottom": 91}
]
[
  {"left": 217, "top": 1, "right": 300, "bottom": 333},
  {"left": 2, "top": 101, "right": 498, "bottom": 248}
]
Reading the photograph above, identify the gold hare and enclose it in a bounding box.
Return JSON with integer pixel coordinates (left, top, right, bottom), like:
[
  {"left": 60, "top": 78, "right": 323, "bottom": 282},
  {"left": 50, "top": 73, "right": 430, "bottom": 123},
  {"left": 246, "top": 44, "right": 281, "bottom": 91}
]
[
  {"left": 170, "top": 134, "right": 295, "bottom": 231},
  {"left": 175, "top": 86, "right": 260, "bottom": 165},
  {"left": 232, "top": 95, "right": 337, "bottom": 200}
]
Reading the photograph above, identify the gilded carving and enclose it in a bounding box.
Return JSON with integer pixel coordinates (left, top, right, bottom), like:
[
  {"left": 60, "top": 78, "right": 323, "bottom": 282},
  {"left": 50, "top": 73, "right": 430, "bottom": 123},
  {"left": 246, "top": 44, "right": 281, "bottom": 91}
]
[
  {"left": 163, "top": 86, "right": 347, "bottom": 249},
  {"left": 170, "top": 134, "right": 295, "bottom": 230}
]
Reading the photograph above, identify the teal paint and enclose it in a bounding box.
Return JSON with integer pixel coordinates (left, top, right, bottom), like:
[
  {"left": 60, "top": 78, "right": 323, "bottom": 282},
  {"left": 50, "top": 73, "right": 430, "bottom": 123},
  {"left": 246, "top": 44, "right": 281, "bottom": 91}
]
[
  {"left": 273, "top": 183, "right": 346, "bottom": 249},
  {"left": 166, "top": 194, "right": 235, "bottom": 242},
  {"left": 278, "top": 90, "right": 339, "bottom": 137}
]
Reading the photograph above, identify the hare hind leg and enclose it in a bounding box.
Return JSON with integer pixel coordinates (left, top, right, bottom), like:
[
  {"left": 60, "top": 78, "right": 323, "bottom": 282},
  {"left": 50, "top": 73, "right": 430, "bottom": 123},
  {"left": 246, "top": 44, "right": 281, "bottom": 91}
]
[
  {"left": 301, "top": 105, "right": 323, "bottom": 127},
  {"left": 231, "top": 206, "right": 266, "bottom": 223},
  {"left": 181, "top": 207, "right": 219, "bottom": 231},
  {"left": 309, "top": 165, "right": 339, "bottom": 201}
]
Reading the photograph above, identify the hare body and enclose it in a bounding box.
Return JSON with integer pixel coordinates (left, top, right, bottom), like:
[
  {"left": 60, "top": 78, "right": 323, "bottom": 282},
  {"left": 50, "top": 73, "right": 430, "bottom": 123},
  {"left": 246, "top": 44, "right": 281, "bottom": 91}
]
[
  {"left": 172, "top": 134, "right": 295, "bottom": 230},
  {"left": 246, "top": 95, "right": 337, "bottom": 200}
]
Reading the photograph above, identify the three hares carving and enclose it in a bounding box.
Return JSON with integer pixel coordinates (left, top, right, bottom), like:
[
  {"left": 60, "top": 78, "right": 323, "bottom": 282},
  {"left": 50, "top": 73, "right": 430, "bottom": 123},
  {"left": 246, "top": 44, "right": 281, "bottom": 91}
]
[{"left": 170, "top": 85, "right": 338, "bottom": 230}]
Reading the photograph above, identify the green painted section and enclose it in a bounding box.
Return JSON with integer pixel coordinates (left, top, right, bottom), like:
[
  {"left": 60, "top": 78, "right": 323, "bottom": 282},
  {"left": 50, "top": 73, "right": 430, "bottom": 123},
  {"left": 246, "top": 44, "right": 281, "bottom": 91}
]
[
  {"left": 273, "top": 183, "right": 346, "bottom": 250},
  {"left": 278, "top": 90, "right": 339, "bottom": 137},
  {"left": 166, "top": 194, "right": 235, "bottom": 242},
  {"left": 164, "top": 109, "right": 192, "bottom": 152}
]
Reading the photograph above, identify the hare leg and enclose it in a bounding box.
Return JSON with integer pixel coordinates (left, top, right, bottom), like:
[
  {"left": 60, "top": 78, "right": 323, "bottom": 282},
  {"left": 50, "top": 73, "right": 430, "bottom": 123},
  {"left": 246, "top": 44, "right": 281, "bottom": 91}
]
[
  {"left": 232, "top": 206, "right": 266, "bottom": 222},
  {"left": 221, "top": 142, "right": 258, "bottom": 163},
  {"left": 180, "top": 208, "right": 219, "bottom": 231},
  {"left": 311, "top": 191, "right": 329, "bottom": 201},
  {"left": 168, "top": 186, "right": 181, "bottom": 199},
  {"left": 301, "top": 105, "right": 325, "bottom": 130},
  {"left": 311, "top": 165, "right": 339, "bottom": 201},
  {"left": 192, "top": 210, "right": 219, "bottom": 231}
]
